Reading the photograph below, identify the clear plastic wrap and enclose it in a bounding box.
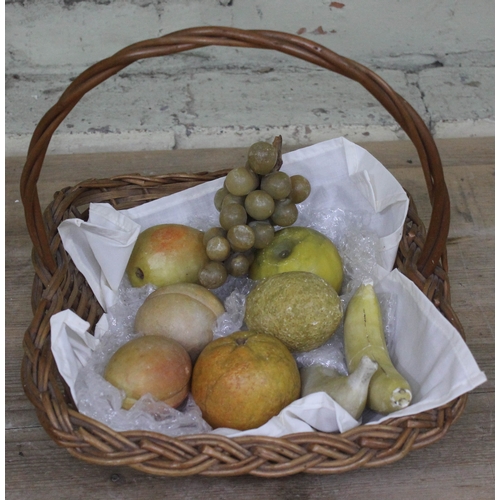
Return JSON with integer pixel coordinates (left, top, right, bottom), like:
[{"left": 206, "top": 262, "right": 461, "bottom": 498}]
[
  {"left": 73, "top": 279, "right": 212, "bottom": 435},
  {"left": 54, "top": 138, "right": 486, "bottom": 439},
  {"left": 74, "top": 202, "right": 398, "bottom": 436}
]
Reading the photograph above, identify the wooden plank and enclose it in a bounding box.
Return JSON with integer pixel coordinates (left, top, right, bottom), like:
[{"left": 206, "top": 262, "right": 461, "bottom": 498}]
[
  {"left": 6, "top": 137, "right": 494, "bottom": 498},
  {"left": 8, "top": 137, "right": 494, "bottom": 177}
]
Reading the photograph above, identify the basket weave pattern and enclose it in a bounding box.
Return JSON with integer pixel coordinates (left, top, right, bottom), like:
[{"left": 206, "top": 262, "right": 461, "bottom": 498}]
[{"left": 20, "top": 27, "right": 467, "bottom": 477}]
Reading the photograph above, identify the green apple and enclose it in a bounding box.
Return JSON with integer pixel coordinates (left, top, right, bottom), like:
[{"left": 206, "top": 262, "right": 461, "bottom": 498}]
[
  {"left": 249, "top": 226, "right": 344, "bottom": 293},
  {"left": 126, "top": 224, "right": 209, "bottom": 288}
]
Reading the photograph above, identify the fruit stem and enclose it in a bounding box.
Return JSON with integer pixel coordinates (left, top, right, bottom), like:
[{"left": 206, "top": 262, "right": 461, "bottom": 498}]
[{"left": 272, "top": 135, "right": 283, "bottom": 172}]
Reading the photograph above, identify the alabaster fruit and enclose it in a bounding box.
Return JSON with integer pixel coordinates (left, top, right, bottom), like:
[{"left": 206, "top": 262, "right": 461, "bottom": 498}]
[
  {"left": 244, "top": 271, "right": 343, "bottom": 352},
  {"left": 191, "top": 331, "right": 301, "bottom": 431},
  {"left": 126, "top": 224, "right": 209, "bottom": 288},
  {"left": 104, "top": 335, "right": 192, "bottom": 410},
  {"left": 249, "top": 226, "right": 344, "bottom": 293},
  {"left": 134, "top": 283, "right": 225, "bottom": 360}
]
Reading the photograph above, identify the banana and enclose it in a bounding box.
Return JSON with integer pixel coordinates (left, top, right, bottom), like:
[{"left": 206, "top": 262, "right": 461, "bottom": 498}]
[{"left": 344, "top": 283, "right": 412, "bottom": 414}]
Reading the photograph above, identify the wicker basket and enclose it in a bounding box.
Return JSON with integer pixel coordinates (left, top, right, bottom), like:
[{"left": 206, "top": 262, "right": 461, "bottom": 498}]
[{"left": 20, "top": 27, "right": 468, "bottom": 477}]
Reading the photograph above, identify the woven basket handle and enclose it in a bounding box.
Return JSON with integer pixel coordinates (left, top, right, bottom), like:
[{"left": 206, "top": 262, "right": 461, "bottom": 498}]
[{"left": 20, "top": 26, "right": 449, "bottom": 278}]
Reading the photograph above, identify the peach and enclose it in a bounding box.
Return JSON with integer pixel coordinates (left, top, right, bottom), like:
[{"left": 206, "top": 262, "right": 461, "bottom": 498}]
[
  {"left": 134, "top": 283, "right": 225, "bottom": 361},
  {"left": 126, "top": 224, "right": 209, "bottom": 288},
  {"left": 103, "top": 335, "right": 192, "bottom": 410}
]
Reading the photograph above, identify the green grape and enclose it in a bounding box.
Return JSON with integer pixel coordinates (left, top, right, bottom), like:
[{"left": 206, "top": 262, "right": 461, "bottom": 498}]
[
  {"left": 244, "top": 190, "right": 275, "bottom": 220},
  {"left": 203, "top": 226, "right": 227, "bottom": 246},
  {"left": 289, "top": 175, "right": 311, "bottom": 203},
  {"left": 199, "top": 261, "right": 228, "bottom": 289},
  {"left": 227, "top": 224, "right": 255, "bottom": 252},
  {"left": 249, "top": 220, "right": 275, "bottom": 249},
  {"left": 214, "top": 187, "right": 229, "bottom": 212},
  {"left": 242, "top": 248, "right": 256, "bottom": 267},
  {"left": 219, "top": 203, "right": 247, "bottom": 230},
  {"left": 260, "top": 171, "right": 292, "bottom": 200},
  {"left": 221, "top": 193, "right": 245, "bottom": 209},
  {"left": 206, "top": 236, "right": 231, "bottom": 261},
  {"left": 225, "top": 167, "right": 259, "bottom": 196},
  {"left": 271, "top": 199, "right": 299, "bottom": 227},
  {"left": 247, "top": 141, "right": 278, "bottom": 175},
  {"left": 225, "top": 253, "right": 251, "bottom": 277}
]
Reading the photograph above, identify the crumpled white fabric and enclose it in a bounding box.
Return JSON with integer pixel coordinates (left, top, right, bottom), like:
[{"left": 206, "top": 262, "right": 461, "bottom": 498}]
[
  {"left": 57, "top": 137, "right": 409, "bottom": 312},
  {"left": 50, "top": 269, "right": 486, "bottom": 436},
  {"left": 50, "top": 137, "right": 486, "bottom": 437},
  {"left": 212, "top": 392, "right": 360, "bottom": 437},
  {"left": 50, "top": 310, "right": 101, "bottom": 400},
  {"left": 58, "top": 202, "right": 141, "bottom": 308}
]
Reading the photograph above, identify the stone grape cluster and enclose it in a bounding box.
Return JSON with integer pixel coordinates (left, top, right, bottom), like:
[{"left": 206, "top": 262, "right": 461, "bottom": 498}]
[{"left": 198, "top": 138, "right": 311, "bottom": 289}]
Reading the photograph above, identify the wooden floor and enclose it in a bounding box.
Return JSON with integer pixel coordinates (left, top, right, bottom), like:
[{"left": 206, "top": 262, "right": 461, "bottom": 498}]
[{"left": 6, "top": 137, "right": 494, "bottom": 499}]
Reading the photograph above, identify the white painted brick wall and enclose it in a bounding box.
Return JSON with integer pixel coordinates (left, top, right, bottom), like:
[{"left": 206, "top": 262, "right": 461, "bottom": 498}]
[{"left": 6, "top": 0, "right": 495, "bottom": 155}]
